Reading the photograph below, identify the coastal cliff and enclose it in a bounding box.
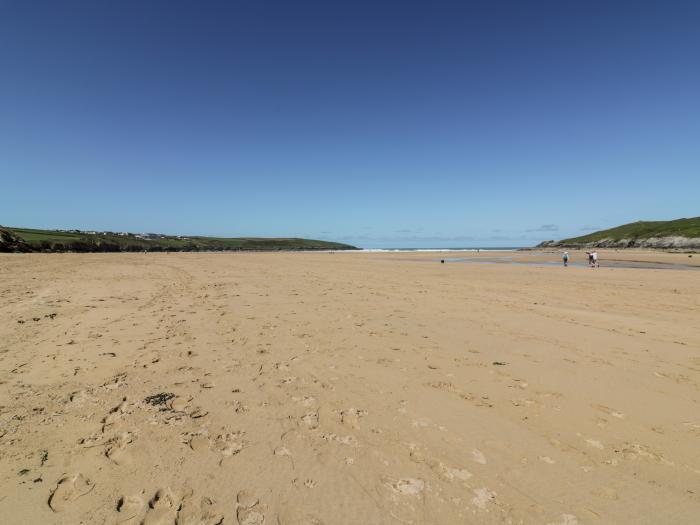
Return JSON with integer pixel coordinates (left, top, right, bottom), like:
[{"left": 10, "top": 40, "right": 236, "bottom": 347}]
[
  {"left": 0, "top": 227, "right": 32, "bottom": 253},
  {"left": 539, "top": 236, "right": 700, "bottom": 250},
  {"left": 538, "top": 217, "right": 700, "bottom": 250}
]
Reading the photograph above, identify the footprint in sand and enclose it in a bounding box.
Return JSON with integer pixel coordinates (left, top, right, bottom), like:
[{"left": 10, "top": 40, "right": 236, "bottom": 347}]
[
  {"left": 176, "top": 494, "right": 224, "bottom": 525},
  {"left": 340, "top": 408, "right": 367, "bottom": 429},
  {"left": 142, "top": 488, "right": 178, "bottom": 525},
  {"left": 441, "top": 466, "right": 472, "bottom": 482},
  {"left": 215, "top": 431, "right": 245, "bottom": 456},
  {"left": 301, "top": 411, "right": 319, "bottom": 429},
  {"left": 299, "top": 395, "right": 316, "bottom": 407},
  {"left": 102, "top": 397, "right": 129, "bottom": 432},
  {"left": 585, "top": 438, "right": 604, "bottom": 450},
  {"left": 48, "top": 473, "right": 95, "bottom": 512},
  {"left": 547, "top": 514, "right": 580, "bottom": 525},
  {"left": 106, "top": 432, "right": 135, "bottom": 465},
  {"left": 592, "top": 404, "right": 625, "bottom": 419},
  {"left": 188, "top": 433, "right": 211, "bottom": 452},
  {"left": 116, "top": 495, "right": 145, "bottom": 524},
  {"left": 276, "top": 505, "right": 324, "bottom": 525},
  {"left": 168, "top": 396, "right": 190, "bottom": 412},
  {"left": 236, "top": 490, "right": 264, "bottom": 525},
  {"left": 273, "top": 445, "right": 291, "bottom": 457},
  {"left": 471, "top": 487, "right": 496, "bottom": 510},
  {"left": 386, "top": 477, "right": 425, "bottom": 496},
  {"left": 409, "top": 447, "right": 471, "bottom": 483},
  {"left": 471, "top": 449, "right": 487, "bottom": 465},
  {"left": 188, "top": 406, "right": 209, "bottom": 419},
  {"left": 378, "top": 478, "right": 427, "bottom": 523},
  {"left": 303, "top": 479, "right": 316, "bottom": 489},
  {"left": 77, "top": 432, "right": 103, "bottom": 448},
  {"left": 68, "top": 389, "right": 97, "bottom": 408}
]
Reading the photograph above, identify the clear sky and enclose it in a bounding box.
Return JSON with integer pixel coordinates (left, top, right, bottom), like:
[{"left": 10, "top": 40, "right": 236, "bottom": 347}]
[{"left": 1, "top": 1, "right": 698, "bottom": 248}]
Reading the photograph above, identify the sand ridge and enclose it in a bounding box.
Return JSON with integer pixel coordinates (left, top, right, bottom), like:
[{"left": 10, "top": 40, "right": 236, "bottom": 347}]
[{"left": 0, "top": 251, "right": 699, "bottom": 524}]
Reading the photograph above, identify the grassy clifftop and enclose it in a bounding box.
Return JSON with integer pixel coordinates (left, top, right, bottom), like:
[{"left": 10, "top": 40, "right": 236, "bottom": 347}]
[
  {"left": 561, "top": 217, "right": 700, "bottom": 243},
  {"left": 539, "top": 217, "right": 700, "bottom": 249},
  {"left": 1, "top": 226, "right": 357, "bottom": 253}
]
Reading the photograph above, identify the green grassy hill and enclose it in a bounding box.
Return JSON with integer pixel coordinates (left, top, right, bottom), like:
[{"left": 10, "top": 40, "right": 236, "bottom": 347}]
[
  {"left": 1, "top": 226, "right": 357, "bottom": 253},
  {"left": 561, "top": 217, "right": 700, "bottom": 243},
  {"left": 539, "top": 217, "right": 700, "bottom": 249}
]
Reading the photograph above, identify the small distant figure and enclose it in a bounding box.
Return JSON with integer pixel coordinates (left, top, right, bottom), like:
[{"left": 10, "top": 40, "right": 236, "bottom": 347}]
[
  {"left": 586, "top": 251, "right": 593, "bottom": 266},
  {"left": 441, "top": 259, "right": 445, "bottom": 264},
  {"left": 591, "top": 250, "right": 599, "bottom": 268},
  {"left": 562, "top": 251, "right": 569, "bottom": 267}
]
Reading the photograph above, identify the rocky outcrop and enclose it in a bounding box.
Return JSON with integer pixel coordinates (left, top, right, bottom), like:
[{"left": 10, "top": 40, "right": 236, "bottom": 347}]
[
  {"left": 0, "top": 227, "right": 33, "bottom": 253},
  {"left": 537, "top": 236, "right": 700, "bottom": 250}
]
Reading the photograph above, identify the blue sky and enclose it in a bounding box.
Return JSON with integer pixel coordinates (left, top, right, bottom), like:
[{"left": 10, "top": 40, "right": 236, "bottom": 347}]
[{"left": 1, "top": 1, "right": 698, "bottom": 248}]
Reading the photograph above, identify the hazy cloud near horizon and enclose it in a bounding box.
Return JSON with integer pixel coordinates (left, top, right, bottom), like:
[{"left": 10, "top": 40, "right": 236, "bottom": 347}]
[
  {"left": 526, "top": 224, "right": 559, "bottom": 232},
  {"left": 331, "top": 232, "right": 544, "bottom": 247}
]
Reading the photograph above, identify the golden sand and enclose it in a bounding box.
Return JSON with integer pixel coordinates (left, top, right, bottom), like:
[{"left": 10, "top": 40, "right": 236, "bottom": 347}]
[{"left": 1, "top": 251, "right": 699, "bottom": 524}]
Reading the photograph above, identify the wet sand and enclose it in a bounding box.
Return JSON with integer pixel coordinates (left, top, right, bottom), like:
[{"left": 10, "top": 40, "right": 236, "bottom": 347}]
[
  {"left": 386, "top": 249, "right": 700, "bottom": 270},
  {"left": 1, "top": 251, "right": 699, "bottom": 524}
]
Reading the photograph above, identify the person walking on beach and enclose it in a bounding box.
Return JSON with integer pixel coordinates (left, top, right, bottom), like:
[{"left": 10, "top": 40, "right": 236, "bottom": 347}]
[
  {"left": 591, "top": 250, "right": 599, "bottom": 268},
  {"left": 587, "top": 251, "right": 593, "bottom": 267},
  {"left": 562, "top": 251, "right": 569, "bottom": 267}
]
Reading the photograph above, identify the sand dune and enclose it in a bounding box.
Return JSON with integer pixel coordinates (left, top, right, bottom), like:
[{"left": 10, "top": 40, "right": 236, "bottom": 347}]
[{"left": 1, "top": 251, "right": 699, "bottom": 524}]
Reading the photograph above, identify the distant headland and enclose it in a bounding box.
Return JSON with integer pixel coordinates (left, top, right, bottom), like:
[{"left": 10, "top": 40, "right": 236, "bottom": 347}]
[
  {"left": 538, "top": 217, "right": 700, "bottom": 250},
  {"left": 0, "top": 226, "right": 357, "bottom": 253}
]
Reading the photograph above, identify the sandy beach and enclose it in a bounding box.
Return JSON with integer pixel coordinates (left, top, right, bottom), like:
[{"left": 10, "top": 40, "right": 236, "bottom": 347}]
[{"left": 1, "top": 250, "right": 699, "bottom": 524}]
